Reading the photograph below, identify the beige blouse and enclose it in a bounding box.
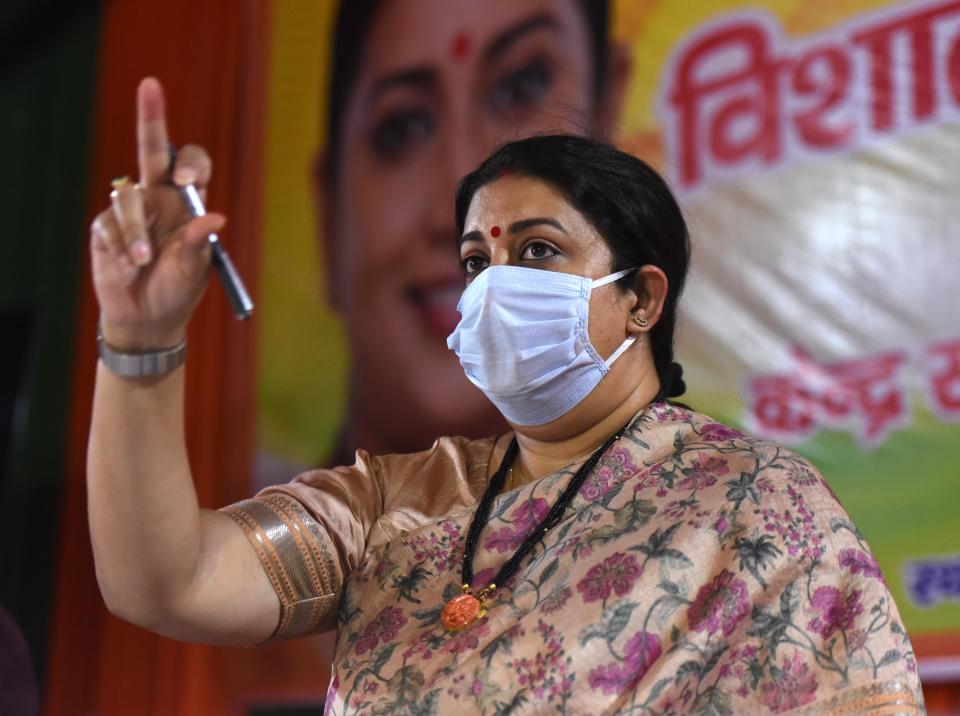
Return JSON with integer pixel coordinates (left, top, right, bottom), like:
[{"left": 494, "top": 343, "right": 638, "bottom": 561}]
[{"left": 222, "top": 404, "right": 925, "bottom": 715}]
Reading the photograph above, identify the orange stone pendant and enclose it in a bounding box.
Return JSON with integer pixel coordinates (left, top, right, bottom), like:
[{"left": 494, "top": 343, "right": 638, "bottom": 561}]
[{"left": 440, "top": 593, "right": 484, "bottom": 630}]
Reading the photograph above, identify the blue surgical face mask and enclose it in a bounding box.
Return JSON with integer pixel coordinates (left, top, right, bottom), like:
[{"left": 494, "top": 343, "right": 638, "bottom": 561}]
[{"left": 446, "top": 265, "right": 637, "bottom": 426}]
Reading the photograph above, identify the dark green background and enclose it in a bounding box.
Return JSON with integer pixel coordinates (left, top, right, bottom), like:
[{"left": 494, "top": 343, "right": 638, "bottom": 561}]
[{"left": 0, "top": 0, "right": 100, "bottom": 688}]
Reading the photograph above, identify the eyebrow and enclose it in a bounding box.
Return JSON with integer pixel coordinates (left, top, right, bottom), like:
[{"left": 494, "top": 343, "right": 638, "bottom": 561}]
[
  {"left": 483, "top": 14, "right": 560, "bottom": 63},
  {"left": 508, "top": 217, "right": 566, "bottom": 234},
  {"left": 367, "top": 67, "right": 436, "bottom": 105},
  {"left": 364, "top": 13, "right": 560, "bottom": 107},
  {"left": 458, "top": 217, "right": 567, "bottom": 248}
]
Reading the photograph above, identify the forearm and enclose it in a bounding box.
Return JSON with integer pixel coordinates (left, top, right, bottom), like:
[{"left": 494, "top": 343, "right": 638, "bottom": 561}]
[
  {"left": 85, "top": 79, "right": 281, "bottom": 643},
  {"left": 87, "top": 360, "right": 204, "bottom": 624}
]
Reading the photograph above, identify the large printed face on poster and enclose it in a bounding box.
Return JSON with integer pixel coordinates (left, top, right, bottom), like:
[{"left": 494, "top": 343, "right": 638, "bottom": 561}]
[{"left": 257, "top": 0, "right": 959, "bottom": 644}]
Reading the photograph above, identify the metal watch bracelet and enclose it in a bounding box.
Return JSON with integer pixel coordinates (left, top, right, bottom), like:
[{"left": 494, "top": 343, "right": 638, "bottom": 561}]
[{"left": 97, "top": 332, "right": 187, "bottom": 378}]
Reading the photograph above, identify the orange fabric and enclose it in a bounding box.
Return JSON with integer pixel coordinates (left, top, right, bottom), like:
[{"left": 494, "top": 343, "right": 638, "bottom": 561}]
[{"left": 46, "top": 1, "right": 267, "bottom": 713}]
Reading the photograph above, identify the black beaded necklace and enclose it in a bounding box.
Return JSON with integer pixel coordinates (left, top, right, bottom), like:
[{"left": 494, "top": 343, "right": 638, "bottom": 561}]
[{"left": 439, "top": 411, "right": 645, "bottom": 630}]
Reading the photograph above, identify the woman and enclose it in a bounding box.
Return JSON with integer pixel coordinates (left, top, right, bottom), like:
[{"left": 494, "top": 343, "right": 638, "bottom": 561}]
[
  {"left": 266, "top": 0, "right": 628, "bottom": 472},
  {"left": 89, "top": 81, "right": 923, "bottom": 714}
]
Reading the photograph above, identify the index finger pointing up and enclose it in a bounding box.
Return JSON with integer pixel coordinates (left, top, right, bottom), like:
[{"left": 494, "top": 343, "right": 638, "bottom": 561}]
[{"left": 137, "top": 77, "right": 171, "bottom": 187}]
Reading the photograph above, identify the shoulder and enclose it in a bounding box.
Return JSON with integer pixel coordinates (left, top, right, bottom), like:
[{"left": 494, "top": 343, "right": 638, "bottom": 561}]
[
  {"left": 645, "top": 404, "right": 822, "bottom": 471},
  {"left": 653, "top": 409, "right": 889, "bottom": 598},
  {"left": 642, "top": 404, "right": 848, "bottom": 529}
]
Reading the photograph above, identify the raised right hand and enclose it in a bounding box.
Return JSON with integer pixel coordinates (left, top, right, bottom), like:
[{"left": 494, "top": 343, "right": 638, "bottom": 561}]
[{"left": 90, "top": 77, "right": 227, "bottom": 351}]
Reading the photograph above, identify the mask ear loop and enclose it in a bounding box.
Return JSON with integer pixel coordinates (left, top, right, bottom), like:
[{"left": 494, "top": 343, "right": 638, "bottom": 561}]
[
  {"left": 591, "top": 268, "right": 640, "bottom": 368},
  {"left": 590, "top": 267, "right": 636, "bottom": 289},
  {"left": 603, "top": 335, "right": 637, "bottom": 367}
]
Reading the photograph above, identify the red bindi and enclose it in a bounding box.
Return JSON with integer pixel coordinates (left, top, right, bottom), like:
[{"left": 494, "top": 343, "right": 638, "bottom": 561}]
[
  {"left": 490, "top": 226, "right": 501, "bottom": 238},
  {"left": 449, "top": 31, "right": 472, "bottom": 61}
]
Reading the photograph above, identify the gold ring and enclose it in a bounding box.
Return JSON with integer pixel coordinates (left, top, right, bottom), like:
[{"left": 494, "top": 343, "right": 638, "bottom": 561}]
[{"left": 109, "top": 175, "right": 139, "bottom": 200}]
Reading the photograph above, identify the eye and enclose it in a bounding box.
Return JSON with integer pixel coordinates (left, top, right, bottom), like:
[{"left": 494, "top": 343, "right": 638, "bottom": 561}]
[
  {"left": 462, "top": 254, "right": 489, "bottom": 276},
  {"left": 520, "top": 241, "right": 559, "bottom": 261},
  {"left": 370, "top": 109, "right": 436, "bottom": 161},
  {"left": 489, "top": 59, "right": 553, "bottom": 115}
]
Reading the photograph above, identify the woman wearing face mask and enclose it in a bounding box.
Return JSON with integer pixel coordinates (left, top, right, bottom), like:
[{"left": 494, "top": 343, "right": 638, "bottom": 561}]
[{"left": 89, "top": 82, "right": 923, "bottom": 713}]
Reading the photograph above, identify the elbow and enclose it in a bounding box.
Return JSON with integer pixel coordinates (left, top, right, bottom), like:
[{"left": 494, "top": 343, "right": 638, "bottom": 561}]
[
  {"left": 94, "top": 564, "right": 175, "bottom": 633},
  {"left": 95, "top": 565, "right": 145, "bottom": 626}
]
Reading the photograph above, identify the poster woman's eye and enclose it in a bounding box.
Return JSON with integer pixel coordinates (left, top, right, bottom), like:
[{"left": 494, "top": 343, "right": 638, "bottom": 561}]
[
  {"left": 490, "top": 60, "right": 553, "bottom": 115},
  {"left": 371, "top": 109, "right": 436, "bottom": 160}
]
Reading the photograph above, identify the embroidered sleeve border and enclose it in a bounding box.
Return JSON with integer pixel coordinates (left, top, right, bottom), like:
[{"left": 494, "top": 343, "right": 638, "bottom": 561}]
[{"left": 221, "top": 494, "right": 341, "bottom": 642}]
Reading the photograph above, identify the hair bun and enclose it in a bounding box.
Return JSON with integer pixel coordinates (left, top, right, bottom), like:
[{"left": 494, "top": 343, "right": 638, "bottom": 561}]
[{"left": 666, "top": 362, "right": 686, "bottom": 398}]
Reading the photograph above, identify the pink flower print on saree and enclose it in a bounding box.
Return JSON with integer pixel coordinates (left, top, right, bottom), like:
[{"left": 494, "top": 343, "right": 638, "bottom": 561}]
[
  {"left": 442, "top": 617, "right": 490, "bottom": 655},
  {"left": 698, "top": 422, "right": 746, "bottom": 442},
  {"left": 401, "top": 628, "right": 440, "bottom": 661},
  {"left": 687, "top": 569, "right": 750, "bottom": 637},
  {"left": 539, "top": 584, "right": 572, "bottom": 614},
  {"left": 483, "top": 497, "right": 550, "bottom": 553},
  {"left": 507, "top": 620, "right": 574, "bottom": 706},
  {"left": 404, "top": 519, "right": 463, "bottom": 572},
  {"left": 579, "top": 447, "right": 639, "bottom": 501},
  {"left": 807, "top": 586, "right": 864, "bottom": 639},
  {"left": 786, "top": 465, "right": 820, "bottom": 486},
  {"left": 576, "top": 552, "right": 643, "bottom": 604},
  {"left": 720, "top": 644, "right": 760, "bottom": 698},
  {"left": 761, "top": 486, "right": 827, "bottom": 562},
  {"left": 652, "top": 404, "right": 692, "bottom": 423},
  {"left": 839, "top": 548, "right": 884, "bottom": 581},
  {"left": 355, "top": 606, "right": 407, "bottom": 654},
  {"left": 760, "top": 652, "right": 819, "bottom": 713},
  {"left": 678, "top": 454, "right": 730, "bottom": 489},
  {"left": 580, "top": 466, "right": 616, "bottom": 501},
  {"left": 587, "top": 631, "right": 661, "bottom": 696}
]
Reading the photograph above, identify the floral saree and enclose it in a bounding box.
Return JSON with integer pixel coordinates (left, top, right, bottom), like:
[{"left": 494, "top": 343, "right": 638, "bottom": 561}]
[{"left": 223, "top": 403, "right": 924, "bottom": 714}]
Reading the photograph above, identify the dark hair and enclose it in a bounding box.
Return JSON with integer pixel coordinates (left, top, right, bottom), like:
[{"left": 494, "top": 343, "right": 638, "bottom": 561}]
[
  {"left": 324, "top": 0, "right": 610, "bottom": 181},
  {"left": 455, "top": 134, "right": 690, "bottom": 399}
]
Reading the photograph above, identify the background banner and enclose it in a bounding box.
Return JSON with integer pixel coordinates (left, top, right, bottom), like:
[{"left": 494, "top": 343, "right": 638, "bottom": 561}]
[{"left": 256, "top": 0, "right": 960, "bottom": 660}]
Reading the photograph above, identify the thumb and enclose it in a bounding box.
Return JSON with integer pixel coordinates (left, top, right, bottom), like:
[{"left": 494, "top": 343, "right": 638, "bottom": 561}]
[{"left": 178, "top": 213, "right": 226, "bottom": 276}]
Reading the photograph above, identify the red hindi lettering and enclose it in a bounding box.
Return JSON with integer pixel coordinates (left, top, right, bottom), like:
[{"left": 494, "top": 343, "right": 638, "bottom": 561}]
[
  {"left": 790, "top": 44, "right": 855, "bottom": 148},
  {"left": 815, "top": 352, "right": 909, "bottom": 444},
  {"left": 668, "top": 21, "right": 783, "bottom": 187},
  {"left": 852, "top": 1, "right": 960, "bottom": 131},
  {"left": 748, "top": 374, "right": 817, "bottom": 439},
  {"left": 747, "top": 347, "right": 909, "bottom": 446}
]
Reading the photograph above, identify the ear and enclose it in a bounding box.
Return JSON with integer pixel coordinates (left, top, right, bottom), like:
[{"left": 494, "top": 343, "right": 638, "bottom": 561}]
[
  {"left": 596, "top": 41, "right": 632, "bottom": 138},
  {"left": 625, "top": 265, "right": 669, "bottom": 336},
  {"left": 312, "top": 152, "right": 342, "bottom": 310}
]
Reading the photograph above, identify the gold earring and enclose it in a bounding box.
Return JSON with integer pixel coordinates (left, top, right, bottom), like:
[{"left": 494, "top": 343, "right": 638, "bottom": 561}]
[{"left": 633, "top": 313, "right": 648, "bottom": 328}]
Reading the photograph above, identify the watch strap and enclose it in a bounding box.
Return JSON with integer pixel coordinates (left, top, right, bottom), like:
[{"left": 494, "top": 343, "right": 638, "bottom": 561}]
[{"left": 97, "top": 333, "right": 187, "bottom": 378}]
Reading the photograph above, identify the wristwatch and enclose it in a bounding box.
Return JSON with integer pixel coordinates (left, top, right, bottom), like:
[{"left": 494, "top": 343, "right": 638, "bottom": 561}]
[{"left": 97, "top": 332, "right": 187, "bottom": 378}]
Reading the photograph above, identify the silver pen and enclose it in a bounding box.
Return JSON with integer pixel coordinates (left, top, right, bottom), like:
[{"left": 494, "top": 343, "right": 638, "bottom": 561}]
[{"left": 180, "top": 183, "right": 254, "bottom": 320}]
